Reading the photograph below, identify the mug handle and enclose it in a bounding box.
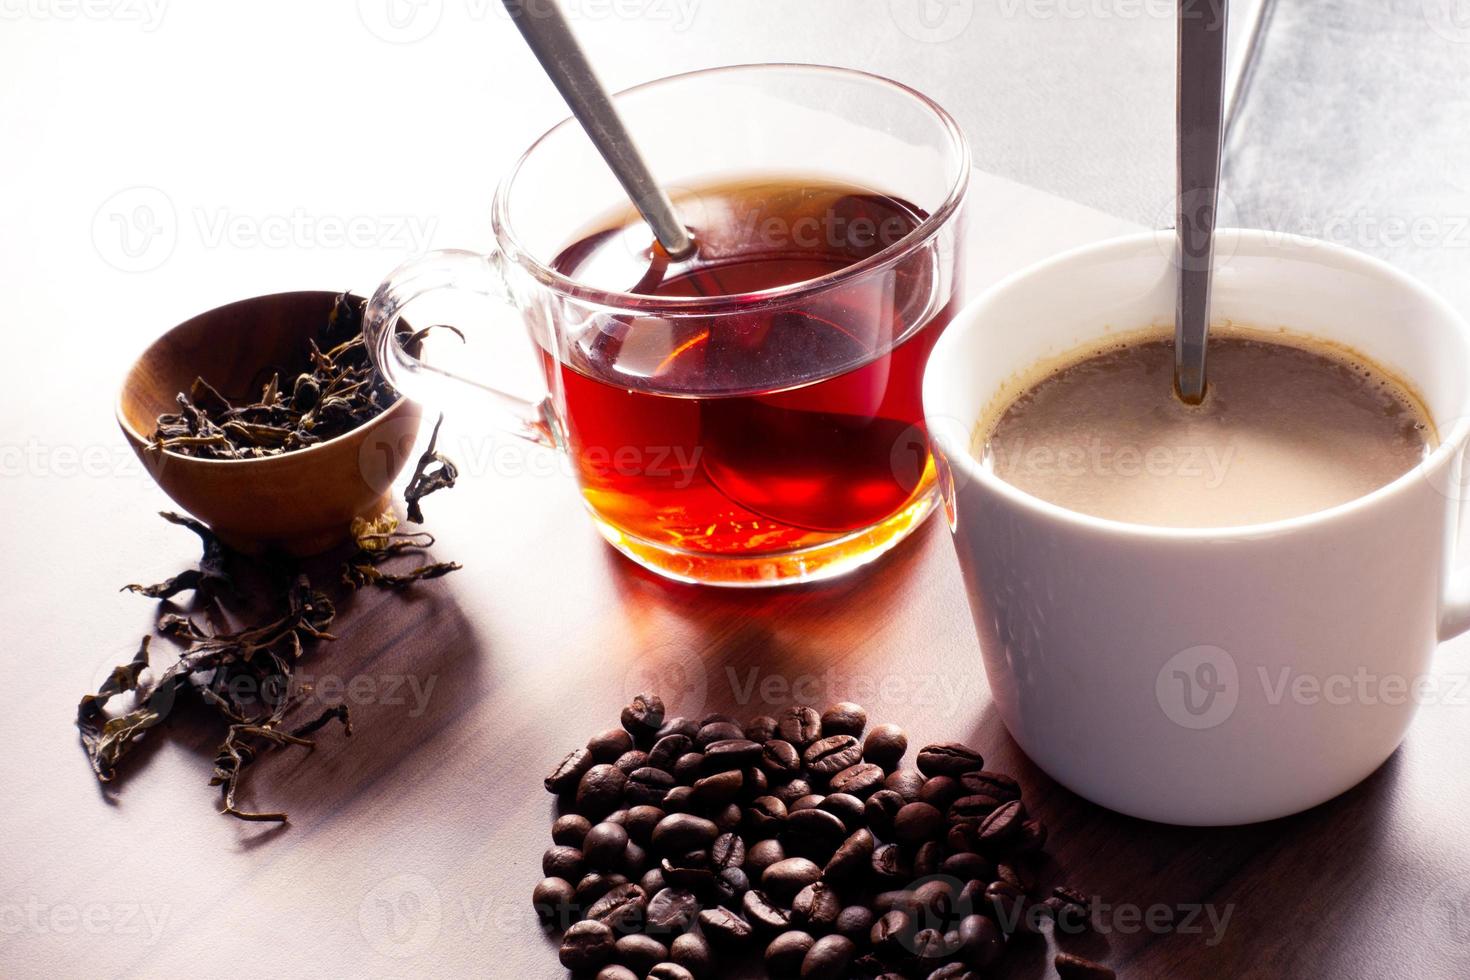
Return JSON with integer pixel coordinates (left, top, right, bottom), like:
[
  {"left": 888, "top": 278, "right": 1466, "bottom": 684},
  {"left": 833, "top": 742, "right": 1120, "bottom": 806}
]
[
  {"left": 1440, "top": 447, "right": 1470, "bottom": 641},
  {"left": 363, "top": 248, "right": 558, "bottom": 449}
]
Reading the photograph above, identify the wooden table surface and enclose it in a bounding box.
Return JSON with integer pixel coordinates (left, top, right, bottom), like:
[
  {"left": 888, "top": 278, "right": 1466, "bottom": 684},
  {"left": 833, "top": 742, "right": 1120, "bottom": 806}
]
[{"left": 6, "top": 3, "right": 1470, "bottom": 979}]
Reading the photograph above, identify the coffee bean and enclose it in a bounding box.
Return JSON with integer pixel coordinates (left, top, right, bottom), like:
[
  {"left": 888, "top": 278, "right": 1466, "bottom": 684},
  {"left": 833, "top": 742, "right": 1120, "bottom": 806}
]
[
  {"left": 747, "top": 796, "right": 788, "bottom": 837},
  {"left": 697, "top": 906, "right": 753, "bottom": 947},
  {"left": 696, "top": 721, "right": 744, "bottom": 748},
  {"left": 622, "top": 841, "right": 649, "bottom": 877},
  {"left": 863, "top": 790, "right": 905, "bottom": 838},
  {"left": 1018, "top": 818, "right": 1047, "bottom": 852},
  {"left": 713, "top": 803, "right": 743, "bottom": 833},
  {"left": 543, "top": 845, "right": 584, "bottom": 880},
  {"left": 977, "top": 800, "right": 1026, "bottom": 847},
  {"left": 828, "top": 762, "right": 885, "bottom": 798},
  {"left": 916, "top": 742, "right": 985, "bottom": 777},
  {"left": 647, "top": 964, "right": 695, "bottom": 980},
  {"left": 615, "top": 933, "right": 667, "bottom": 973},
  {"left": 577, "top": 764, "right": 628, "bottom": 818},
  {"left": 669, "top": 933, "right": 711, "bottom": 977},
  {"left": 660, "top": 851, "right": 715, "bottom": 891},
  {"left": 822, "top": 828, "right": 874, "bottom": 885},
  {"left": 744, "top": 766, "right": 770, "bottom": 797},
  {"left": 690, "top": 770, "right": 743, "bottom": 808},
  {"left": 983, "top": 880, "right": 1026, "bottom": 933},
  {"left": 745, "top": 715, "right": 780, "bottom": 743},
  {"left": 662, "top": 785, "right": 694, "bottom": 813},
  {"left": 714, "top": 866, "right": 750, "bottom": 905},
  {"left": 711, "top": 832, "right": 747, "bottom": 871},
  {"left": 802, "top": 735, "right": 863, "bottom": 776},
  {"left": 762, "top": 856, "right": 823, "bottom": 902},
  {"left": 883, "top": 768, "right": 926, "bottom": 801},
  {"left": 782, "top": 808, "right": 848, "bottom": 861},
  {"left": 778, "top": 706, "right": 823, "bottom": 747},
  {"left": 862, "top": 723, "right": 908, "bottom": 771},
  {"left": 912, "top": 926, "right": 951, "bottom": 960},
  {"left": 956, "top": 913, "right": 1004, "bottom": 968},
  {"left": 586, "top": 882, "right": 647, "bottom": 932},
  {"left": 656, "top": 715, "right": 700, "bottom": 741},
  {"left": 911, "top": 879, "right": 957, "bottom": 922},
  {"left": 772, "top": 778, "right": 813, "bottom": 805},
  {"left": 996, "top": 861, "right": 1033, "bottom": 892},
  {"left": 532, "top": 877, "right": 576, "bottom": 926},
  {"left": 913, "top": 839, "right": 944, "bottom": 878},
  {"left": 596, "top": 965, "right": 638, "bottom": 980},
  {"left": 799, "top": 934, "right": 854, "bottom": 979},
  {"left": 703, "top": 738, "right": 763, "bottom": 772},
  {"left": 559, "top": 919, "right": 616, "bottom": 970},
  {"left": 871, "top": 843, "right": 912, "bottom": 885},
  {"left": 765, "top": 930, "right": 814, "bottom": 978},
  {"left": 584, "top": 822, "right": 630, "bottom": 870},
  {"left": 648, "top": 734, "right": 693, "bottom": 771},
  {"left": 651, "top": 813, "right": 719, "bottom": 854},
  {"left": 589, "top": 726, "right": 635, "bottom": 762},
  {"left": 546, "top": 747, "right": 595, "bottom": 794},
  {"left": 957, "top": 770, "right": 1020, "bottom": 801},
  {"left": 834, "top": 905, "right": 873, "bottom": 942},
  {"left": 615, "top": 750, "right": 650, "bottom": 775},
  {"left": 743, "top": 889, "right": 793, "bottom": 932},
  {"left": 817, "top": 793, "right": 864, "bottom": 831},
  {"left": 946, "top": 821, "right": 980, "bottom": 854},
  {"left": 644, "top": 887, "right": 698, "bottom": 933},
  {"left": 927, "top": 964, "right": 978, "bottom": 980},
  {"left": 791, "top": 881, "right": 841, "bottom": 929},
  {"left": 894, "top": 802, "right": 944, "bottom": 844},
  {"left": 874, "top": 889, "right": 919, "bottom": 916},
  {"left": 622, "top": 805, "right": 665, "bottom": 845},
  {"left": 941, "top": 852, "right": 992, "bottom": 882},
  {"left": 575, "top": 872, "right": 627, "bottom": 906},
  {"left": 701, "top": 712, "right": 740, "bottom": 726},
  {"left": 948, "top": 794, "right": 1003, "bottom": 822},
  {"left": 673, "top": 753, "right": 704, "bottom": 784},
  {"left": 760, "top": 740, "right": 802, "bottom": 779},
  {"left": 919, "top": 775, "right": 962, "bottom": 810},
  {"left": 552, "top": 813, "right": 592, "bottom": 847},
  {"left": 789, "top": 794, "right": 825, "bottom": 813},
  {"left": 870, "top": 908, "right": 913, "bottom": 954},
  {"left": 1055, "top": 952, "right": 1117, "bottom": 979},
  {"left": 638, "top": 867, "right": 666, "bottom": 895},
  {"left": 621, "top": 693, "right": 666, "bottom": 742},
  {"left": 745, "top": 838, "right": 786, "bottom": 877},
  {"left": 820, "top": 702, "right": 867, "bottom": 738}
]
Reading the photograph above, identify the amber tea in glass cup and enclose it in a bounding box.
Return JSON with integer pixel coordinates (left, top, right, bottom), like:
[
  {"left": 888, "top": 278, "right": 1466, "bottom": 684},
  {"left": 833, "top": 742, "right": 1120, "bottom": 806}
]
[{"left": 365, "top": 65, "right": 969, "bottom": 586}]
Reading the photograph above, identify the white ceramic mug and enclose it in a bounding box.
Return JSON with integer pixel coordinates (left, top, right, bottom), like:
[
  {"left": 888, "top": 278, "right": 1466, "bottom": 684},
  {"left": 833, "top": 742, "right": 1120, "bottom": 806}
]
[{"left": 923, "top": 229, "right": 1470, "bottom": 825}]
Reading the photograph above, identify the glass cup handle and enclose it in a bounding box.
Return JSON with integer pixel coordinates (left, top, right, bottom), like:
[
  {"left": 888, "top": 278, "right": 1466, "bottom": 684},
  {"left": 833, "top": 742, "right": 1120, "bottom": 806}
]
[{"left": 363, "top": 248, "right": 558, "bottom": 448}]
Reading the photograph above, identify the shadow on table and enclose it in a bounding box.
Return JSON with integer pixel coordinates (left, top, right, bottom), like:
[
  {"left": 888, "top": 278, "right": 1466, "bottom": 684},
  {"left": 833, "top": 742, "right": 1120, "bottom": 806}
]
[{"left": 965, "top": 702, "right": 1406, "bottom": 979}]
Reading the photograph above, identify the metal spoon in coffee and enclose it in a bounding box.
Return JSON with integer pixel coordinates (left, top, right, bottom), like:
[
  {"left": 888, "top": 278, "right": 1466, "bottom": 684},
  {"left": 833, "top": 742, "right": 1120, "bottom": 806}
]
[
  {"left": 502, "top": 0, "right": 694, "bottom": 260},
  {"left": 1174, "top": 0, "right": 1229, "bottom": 404}
]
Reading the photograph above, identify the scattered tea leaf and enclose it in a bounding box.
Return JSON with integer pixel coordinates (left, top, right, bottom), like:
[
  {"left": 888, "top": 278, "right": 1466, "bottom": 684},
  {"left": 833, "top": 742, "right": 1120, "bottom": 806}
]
[
  {"left": 404, "top": 414, "right": 458, "bottom": 524},
  {"left": 121, "top": 511, "right": 231, "bottom": 599}
]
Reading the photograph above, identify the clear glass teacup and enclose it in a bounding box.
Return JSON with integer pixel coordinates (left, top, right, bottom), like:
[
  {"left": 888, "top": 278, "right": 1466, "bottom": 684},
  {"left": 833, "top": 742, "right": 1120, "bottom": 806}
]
[{"left": 365, "top": 64, "right": 969, "bottom": 586}]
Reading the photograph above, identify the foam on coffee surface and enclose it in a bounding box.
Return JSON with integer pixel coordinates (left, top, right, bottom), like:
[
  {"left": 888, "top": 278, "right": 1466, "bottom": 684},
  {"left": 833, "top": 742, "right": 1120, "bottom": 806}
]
[{"left": 979, "top": 331, "right": 1435, "bottom": 528}]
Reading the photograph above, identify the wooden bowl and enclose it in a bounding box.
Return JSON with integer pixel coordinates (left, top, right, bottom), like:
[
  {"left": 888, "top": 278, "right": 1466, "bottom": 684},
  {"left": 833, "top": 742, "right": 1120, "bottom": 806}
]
[{"left": 117, "top": 290, "right": 423, "bottom": 556}]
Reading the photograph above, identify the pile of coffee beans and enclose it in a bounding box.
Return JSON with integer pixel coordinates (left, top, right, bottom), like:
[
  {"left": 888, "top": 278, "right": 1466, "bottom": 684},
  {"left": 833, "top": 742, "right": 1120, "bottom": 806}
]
[{"left": 537, "top": 694, "right": 1115, "bottom": 979}]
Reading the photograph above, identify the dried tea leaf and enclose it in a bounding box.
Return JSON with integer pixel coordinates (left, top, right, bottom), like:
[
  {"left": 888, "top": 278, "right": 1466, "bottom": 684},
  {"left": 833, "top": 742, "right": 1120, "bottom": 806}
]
[
  {"left": 122, "top": 511, "right": 231, "bottom": 599},
  {"left": 403, "top": 415, "right": 458, "bottom": 524}
]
